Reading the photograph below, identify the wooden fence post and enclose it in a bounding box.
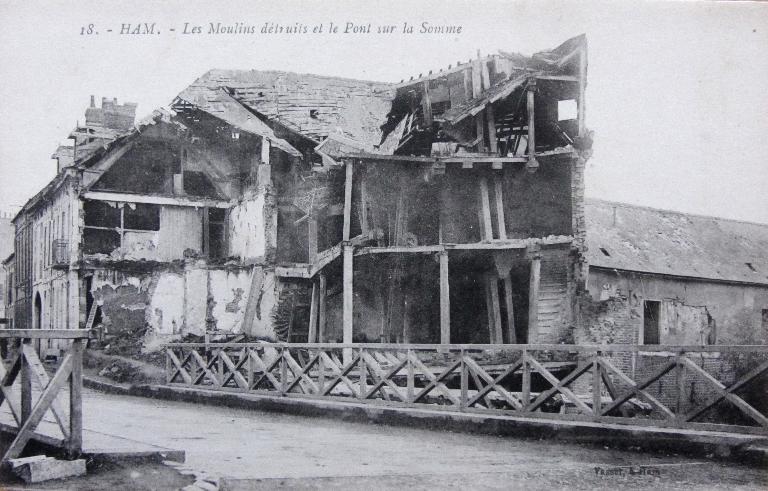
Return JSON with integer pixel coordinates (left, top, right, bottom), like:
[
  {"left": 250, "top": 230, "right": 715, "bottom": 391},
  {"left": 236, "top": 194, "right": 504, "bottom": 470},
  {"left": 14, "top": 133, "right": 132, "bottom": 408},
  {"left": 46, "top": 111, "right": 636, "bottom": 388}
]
[
  {"left": 20, "top": 340, "right": 32, "bottom": 425},
  {"left": 67, "top": 339, "right": 84, "bottom": 457}
]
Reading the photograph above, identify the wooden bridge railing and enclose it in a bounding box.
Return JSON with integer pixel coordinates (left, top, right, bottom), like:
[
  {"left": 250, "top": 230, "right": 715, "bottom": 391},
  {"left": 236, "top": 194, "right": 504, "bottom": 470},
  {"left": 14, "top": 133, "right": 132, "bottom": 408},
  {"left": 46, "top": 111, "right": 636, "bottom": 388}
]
[
  {"left": 0, "top": 329, "right": 90, "bottom": 465},
  {"left": 163, "top": 342, "right": 768, "bottom": 436}
]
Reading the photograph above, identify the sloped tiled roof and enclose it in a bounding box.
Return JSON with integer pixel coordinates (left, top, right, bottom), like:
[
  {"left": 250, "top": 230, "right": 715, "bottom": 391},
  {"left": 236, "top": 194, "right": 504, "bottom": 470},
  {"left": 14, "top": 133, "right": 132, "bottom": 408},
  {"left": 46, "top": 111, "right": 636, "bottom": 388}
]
[
  {"left": 586, "top": 199, "right": 768, "bottom": 285},
  {"left": 178, "top": 69, "right": 395, "bottom": 148}
]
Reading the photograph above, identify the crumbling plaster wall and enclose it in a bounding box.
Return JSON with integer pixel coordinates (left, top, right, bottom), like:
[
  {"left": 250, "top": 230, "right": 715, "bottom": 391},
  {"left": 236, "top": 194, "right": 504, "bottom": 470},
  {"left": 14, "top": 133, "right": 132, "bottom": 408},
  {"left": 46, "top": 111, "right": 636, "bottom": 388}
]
[
  {"left": 228, "top": 194, "right": 267, "bottom": 261},
  {"left": 585, "top": 269, "right": 768, "bottom": 346},
  {"left": 90, "top": 262, "right": 277, "bottom": 352}
]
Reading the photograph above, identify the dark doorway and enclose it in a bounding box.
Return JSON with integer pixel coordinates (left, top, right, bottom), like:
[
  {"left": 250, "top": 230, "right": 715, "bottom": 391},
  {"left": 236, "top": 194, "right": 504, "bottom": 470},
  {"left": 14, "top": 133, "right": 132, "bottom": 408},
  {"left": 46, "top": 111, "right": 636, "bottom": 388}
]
[{"left": 643, "top": 300, "right": 661, "bottom": 345}]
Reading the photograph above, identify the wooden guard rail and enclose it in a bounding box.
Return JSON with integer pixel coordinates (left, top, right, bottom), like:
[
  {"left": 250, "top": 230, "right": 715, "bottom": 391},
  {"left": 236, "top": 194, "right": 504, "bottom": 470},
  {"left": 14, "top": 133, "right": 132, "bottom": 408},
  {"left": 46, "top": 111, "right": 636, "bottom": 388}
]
[
  {"left": 164, "top": 342, "right": 768, "bottom": 435},
  {"left": 0, "top": 330, "right": 90, "bottom": 465}
]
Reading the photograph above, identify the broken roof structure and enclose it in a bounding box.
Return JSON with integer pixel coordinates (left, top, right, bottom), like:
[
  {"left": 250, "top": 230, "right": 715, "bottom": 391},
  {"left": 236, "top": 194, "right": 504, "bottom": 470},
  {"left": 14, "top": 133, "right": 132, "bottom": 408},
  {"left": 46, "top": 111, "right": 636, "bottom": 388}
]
[{"left": 586, "top": 199, "right": 768, "bottom": 285}]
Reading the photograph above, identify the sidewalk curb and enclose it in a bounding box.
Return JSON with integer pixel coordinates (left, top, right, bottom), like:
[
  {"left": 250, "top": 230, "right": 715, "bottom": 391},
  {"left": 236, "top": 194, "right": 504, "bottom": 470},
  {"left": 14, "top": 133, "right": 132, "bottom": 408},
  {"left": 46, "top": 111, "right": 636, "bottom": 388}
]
[{"left": 83, "top": 376, "right": 768, "bottom": 465}]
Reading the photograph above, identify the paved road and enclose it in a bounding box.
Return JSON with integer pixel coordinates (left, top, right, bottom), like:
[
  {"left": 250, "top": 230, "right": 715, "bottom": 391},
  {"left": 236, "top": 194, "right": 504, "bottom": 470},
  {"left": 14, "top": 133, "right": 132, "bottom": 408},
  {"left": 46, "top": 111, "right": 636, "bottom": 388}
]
[{"left": 77, "top": 389, "right": 766, "bottom": 490}]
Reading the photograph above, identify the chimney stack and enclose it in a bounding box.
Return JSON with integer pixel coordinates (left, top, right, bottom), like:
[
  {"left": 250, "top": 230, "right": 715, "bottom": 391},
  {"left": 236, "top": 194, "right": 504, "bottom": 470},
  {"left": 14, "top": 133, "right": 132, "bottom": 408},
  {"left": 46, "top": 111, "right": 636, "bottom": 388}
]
[{"left": 90, "top": 95, "right": 95, "bottom": 108}]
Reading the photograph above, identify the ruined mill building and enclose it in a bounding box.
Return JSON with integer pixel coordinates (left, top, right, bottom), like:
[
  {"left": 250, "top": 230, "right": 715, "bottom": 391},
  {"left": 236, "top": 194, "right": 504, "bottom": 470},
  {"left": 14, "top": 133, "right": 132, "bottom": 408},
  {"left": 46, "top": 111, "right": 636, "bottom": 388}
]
[{"left": 6, "top": 36, "right": 592, "bottom": 352}]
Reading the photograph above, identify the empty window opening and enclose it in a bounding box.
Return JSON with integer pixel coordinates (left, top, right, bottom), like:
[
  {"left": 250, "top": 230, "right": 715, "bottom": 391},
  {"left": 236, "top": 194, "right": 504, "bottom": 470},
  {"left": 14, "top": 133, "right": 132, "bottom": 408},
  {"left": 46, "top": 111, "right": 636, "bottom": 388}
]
[
  {"left": 124, "top": 203, "right": 160, "bottom": 231},
  {"left": 204, "top": 208, "right": 226, "bottom": 259},
  {"left": 557, "top": 99, "right": 578, "bottom": 121},
  {"left": 309, "top": 109, "right": 319, "bottom": 119},
  {"left": 643, "top": 300, "right": 661, "bottom": 345},
  {"left": 600, "top": 247, "right": 611, "bottom": 257},
  {"left": 762, "top": 309, "right": 768, "bottom": 331},
  {"left": 83, "top": 200, "right": 160, "bottom": 255}
]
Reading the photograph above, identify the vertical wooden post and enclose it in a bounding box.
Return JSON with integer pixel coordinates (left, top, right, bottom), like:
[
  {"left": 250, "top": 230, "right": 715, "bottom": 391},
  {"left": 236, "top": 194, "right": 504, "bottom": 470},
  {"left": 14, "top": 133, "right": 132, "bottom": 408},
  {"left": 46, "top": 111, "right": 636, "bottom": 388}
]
[
  {"left": 493, "top": 176, "right": 506, "bottom": 240},
  {"left": 478, "top": 177, "right": 493, "bottom": 241},
  {"left": 359, "top": 171, "right": 369, "bottom": 235},
  {"left": 503, "top": 275, "right": 517, "bottom": 344},
  {"left": 307, "top": 218, "right": 318, "bottom": 263},
  {"left": 526, "top": 81, "right": 538, "bottom": 171},
  {"left": 528, "top": 254, "right": 541, "bottom": 343},
  {"left": 279, "top": 347, "right": 287, "bottom": 394},
  {"left": 488, "top": 275, "right": 503, "bottom": 345},
  {"left": 592, "top": 353, "right": 601, "bottom": 420},
  {"left": 521, "top": 349, "right": 530, "bottom": 409},
  {"left": 407, "top": 350, "right": 415, "bottom": 404},
  {"left": 486, "top": 104, "right": 498, "bottom": 154},
  {"left": 484, "top": 274, "right": 496, "bottom": 343},
  {"left": 439, "top": 251, "right": 450, "bottom": 345},
  {"left": 359, "top": 347, "right": 366, "bottom": 399},
  {"left": 343, "top": 161, "right": 354, "bottom": 241},
  {"left": 343, "top": 244, "right": 354, "bottom": 362},
  {"left": 67, "top": 339, "right": 83, "bottom": 457},
  {"left": 20, "top": 341, "right": 31, "bottom": 424},
  {"left": 308, "top": 281, "right": 319, "bottom": 343},
  {"left": 676, "top": 352, "right": 686, "bottom": 421},
  {"left": 460, "top": 349, "right": 468, "bottom": 410},
  {"left": 476, "top": 115, "right": 486, "bottom": 152},
  {"left": 247, "top": 348, "right": 254, "bottom": 390},
  {"left": 318, "top": 273, "right": 327, "bottom": 343}
]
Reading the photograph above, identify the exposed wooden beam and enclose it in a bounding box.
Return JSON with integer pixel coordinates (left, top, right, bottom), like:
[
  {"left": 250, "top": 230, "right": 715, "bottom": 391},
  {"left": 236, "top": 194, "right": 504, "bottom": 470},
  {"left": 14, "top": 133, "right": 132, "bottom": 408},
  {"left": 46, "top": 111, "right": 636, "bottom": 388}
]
[
  {"left": 503, "top": 274, "right": 517, "bottom": 343},
  {"left": 489, "top": 275, "right": 503, "bottom": 344},
  {"left": 342, "top": 244, "right": 354, "bottom": 361},
  {"left": 318, "top": 273, "right": 327, "bottom": 343},
  {"left": 486, "top": 104, "right": 498, "bottom": 154},
  {"left": 479, "top": 177, "right": 494, "bottom": 240},
  {"left": 475, "top": 113, "right": 486, "bottom": 152},
  {"left": 308, "top": 281, "right": 319, "bottom": 343},
  {"left": 80, "top": 191, "right": 230, "bottom": 209},
  {"left": 308, "top": 218, "right": 318, "bottom": 263},
  {"left": 343, "top": 161, "right": 354, "bottom": 241},
  {"left": 528, "top": 254, "right": 541, "bottom": 343},
  {"left": 493, "top": 175, "right": 506, "bottom": 240},
  {"left": 356, "top": 245, "right": 444, "bottom": 255},
  {"left": 0, "top": 330, "right": 91, "bottom": 339},
  {"left": 439, "top": 251, "right": 450, "bottom": 344},
  {"left": 536, "top": 75, "right": 579, "bottom": 82},
  {"left": 526, "top": 81, "right": 538, "bottom": 170},
  {"left": 359, "top": 172, "right": 369, "bottom": 235}
]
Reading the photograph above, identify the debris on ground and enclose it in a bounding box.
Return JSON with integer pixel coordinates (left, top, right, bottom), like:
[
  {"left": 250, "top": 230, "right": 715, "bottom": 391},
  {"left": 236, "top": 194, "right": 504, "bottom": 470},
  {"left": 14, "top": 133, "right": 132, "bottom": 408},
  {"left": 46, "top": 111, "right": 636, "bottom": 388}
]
[{"left": 9, "top": 455, "right": 86, "bottom": 483}]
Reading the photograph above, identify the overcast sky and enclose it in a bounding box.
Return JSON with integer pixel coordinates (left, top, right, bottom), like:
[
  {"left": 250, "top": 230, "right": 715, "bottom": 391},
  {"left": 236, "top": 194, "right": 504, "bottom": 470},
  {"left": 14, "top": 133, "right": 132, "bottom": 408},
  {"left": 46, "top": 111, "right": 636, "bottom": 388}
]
[{"left": 1, "top": 0, "right": 766, "bottom": 223}]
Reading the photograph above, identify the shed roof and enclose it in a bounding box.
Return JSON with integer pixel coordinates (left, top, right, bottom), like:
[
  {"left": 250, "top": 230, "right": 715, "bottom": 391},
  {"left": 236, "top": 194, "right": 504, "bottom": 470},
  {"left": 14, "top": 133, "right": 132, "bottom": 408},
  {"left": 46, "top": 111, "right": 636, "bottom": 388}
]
[{"left": 585, "top": 199, "right": 768, "bottom": 285}]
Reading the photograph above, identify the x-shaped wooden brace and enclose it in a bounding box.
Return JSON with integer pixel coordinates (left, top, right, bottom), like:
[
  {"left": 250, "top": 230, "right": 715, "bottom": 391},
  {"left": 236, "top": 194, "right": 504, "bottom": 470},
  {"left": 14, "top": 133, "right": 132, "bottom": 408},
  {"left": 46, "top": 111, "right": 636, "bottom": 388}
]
[
  {"left": 464, "top": 357, "right": 523, "bottom": 410},
  {"left": 249, "top": 349, "right": 283, "bottom": 391},
  {"left": 319, "top": 351, "right": 360, "bottom": 397},
  {"left": 526, "top": 357, "right": 594, "bottom": 415},
  {"left": 410, "top": 353, "right": 461, "bottom": 406},
  {"left": 681, "top": 357, "right": 768, "bottom": 428},
  {"left": 599, "top": 357, "right": 675, "bottom": 420},
  {"left": 219, "top": 349, "right": 249, "bottom": 390},
  {"left": 361, "top": 352, "right": 408, "bottom": 402},
  {"left": 283, "top": 351, "right": 321, "bottom": 394}
]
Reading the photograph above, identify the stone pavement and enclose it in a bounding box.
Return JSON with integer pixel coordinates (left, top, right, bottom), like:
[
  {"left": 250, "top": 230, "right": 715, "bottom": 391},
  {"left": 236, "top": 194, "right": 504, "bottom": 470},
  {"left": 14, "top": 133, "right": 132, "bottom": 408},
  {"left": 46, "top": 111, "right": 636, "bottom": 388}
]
[{"left": 73, "top": 389, "right": 767, "bottom": 489}]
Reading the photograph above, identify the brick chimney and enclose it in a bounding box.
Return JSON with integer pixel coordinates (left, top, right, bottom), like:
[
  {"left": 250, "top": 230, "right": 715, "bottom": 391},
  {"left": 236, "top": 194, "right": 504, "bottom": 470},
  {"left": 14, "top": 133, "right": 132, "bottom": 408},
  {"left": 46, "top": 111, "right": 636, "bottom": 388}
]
[{"left": 84, "top": 96, "right": 137, "bottom": 131}]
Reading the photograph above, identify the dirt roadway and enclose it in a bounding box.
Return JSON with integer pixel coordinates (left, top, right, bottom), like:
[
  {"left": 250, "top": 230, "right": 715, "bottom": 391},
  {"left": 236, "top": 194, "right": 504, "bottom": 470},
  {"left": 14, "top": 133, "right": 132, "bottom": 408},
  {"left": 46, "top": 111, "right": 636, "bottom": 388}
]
[{"left": 9, "top": 389, "right": 768, "bottom": 489}]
